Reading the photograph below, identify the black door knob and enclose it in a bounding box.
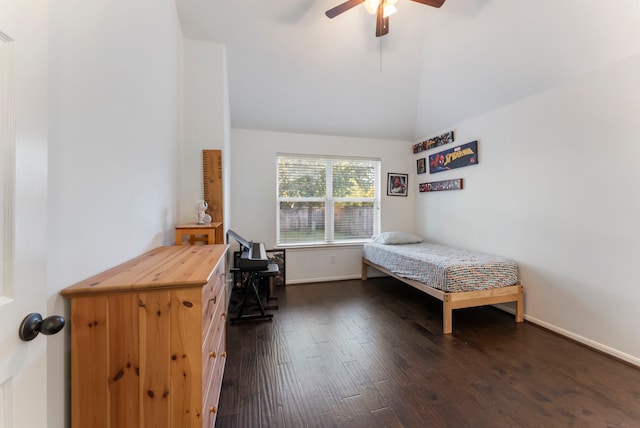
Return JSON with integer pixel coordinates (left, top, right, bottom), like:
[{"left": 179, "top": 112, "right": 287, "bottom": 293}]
[{"left": 19, "top": 313, "right": 65, "bottom": 341}]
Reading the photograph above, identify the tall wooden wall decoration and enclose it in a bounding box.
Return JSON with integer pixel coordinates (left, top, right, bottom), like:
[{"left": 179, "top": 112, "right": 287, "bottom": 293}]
[{"left": 202, "top": 150, "right": 223, "bottom": 231}]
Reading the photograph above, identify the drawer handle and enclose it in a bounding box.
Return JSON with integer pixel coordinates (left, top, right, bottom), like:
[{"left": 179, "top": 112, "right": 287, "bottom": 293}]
[
  {"left": 209, "top": 351, "right": 217, "bottom": 358},
  {"left": 209, "top": 406, "right": 217, "bottom": 414},
  {"left": 221, "top": 351, "right": 227, "bottom": 358}
]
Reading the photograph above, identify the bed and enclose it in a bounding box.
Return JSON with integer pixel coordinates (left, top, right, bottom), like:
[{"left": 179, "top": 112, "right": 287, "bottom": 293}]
[{"left": 362, "top": 232, "right": 523, "bottom": 334}]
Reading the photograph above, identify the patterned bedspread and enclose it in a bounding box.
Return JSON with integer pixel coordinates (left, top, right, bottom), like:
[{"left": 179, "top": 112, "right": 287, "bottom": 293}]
[{"left": 363, "top": 242, "right": 519, "bottom": 292}]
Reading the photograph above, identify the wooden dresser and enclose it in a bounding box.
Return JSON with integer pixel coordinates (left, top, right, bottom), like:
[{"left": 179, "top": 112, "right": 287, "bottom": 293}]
[{"left": 61, "top": 244, "right": 228, "bottom": 428}]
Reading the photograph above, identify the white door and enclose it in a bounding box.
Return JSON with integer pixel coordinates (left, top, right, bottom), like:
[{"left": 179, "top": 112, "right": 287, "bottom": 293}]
[{"left": 0, "top": 1, "right": 50, "bottom": 427}]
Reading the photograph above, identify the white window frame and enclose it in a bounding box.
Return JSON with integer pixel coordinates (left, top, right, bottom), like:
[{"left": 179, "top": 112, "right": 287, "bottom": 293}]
[{"left": 276, "top": 154, "right": 381, "bottom": 247}]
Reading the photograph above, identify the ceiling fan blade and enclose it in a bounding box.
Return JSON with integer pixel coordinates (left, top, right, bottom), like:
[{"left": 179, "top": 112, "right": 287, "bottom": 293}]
[
  {"left": 409, "top": 0, "right": 446, "bottom": 8},
  {"left": 325, "top": 0, "right": 365, "bottom": 18},
  {"left": 375, "top": 3, "right": 389, "bottom": 37}
]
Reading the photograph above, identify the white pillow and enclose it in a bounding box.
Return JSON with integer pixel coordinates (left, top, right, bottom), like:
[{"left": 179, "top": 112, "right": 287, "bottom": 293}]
[{"left": 371, "top": 231, "right": 423, "bottom": 245}]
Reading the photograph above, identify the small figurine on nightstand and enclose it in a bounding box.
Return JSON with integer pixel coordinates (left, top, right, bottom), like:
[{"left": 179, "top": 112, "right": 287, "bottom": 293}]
[{"left": 195, "top": 200, "right": 208, "bottom": 224}]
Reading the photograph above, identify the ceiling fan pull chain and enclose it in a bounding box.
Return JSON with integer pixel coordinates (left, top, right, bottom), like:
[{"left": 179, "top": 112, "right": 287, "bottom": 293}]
[{"left": 379, "top": 37, "right": 383, "bottom": 74}]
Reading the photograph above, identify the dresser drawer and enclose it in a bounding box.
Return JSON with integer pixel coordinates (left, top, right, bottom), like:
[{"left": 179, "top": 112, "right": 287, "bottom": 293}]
[
  {"left": 202, "top": 266, "right": 225, "bottom": 339},
  {"left": 202, "top": 283, "right": 226, "bottom": 428},
  {"left": 202, "top": 260, "right": 224, "bottom": 298},
  {"left": 203, "top": 339, "right": 227, "bottom": 428},
  {"left": 203, "top": 286, "right": 226, "bottom": 378}
]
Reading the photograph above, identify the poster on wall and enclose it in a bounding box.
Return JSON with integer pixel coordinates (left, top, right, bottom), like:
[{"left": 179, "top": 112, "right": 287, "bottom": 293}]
[
  {"left": 419, "top": 178, "right": 464, "bottom": 192},
  {"left": 387, "top": 173, "right": 408, "bottom": 196},
  {"left": 413, "top": 131, "right": 454, "bottom": 153},
  {"left": 428, "top": 140, "right": 478, "bottom": 174}
]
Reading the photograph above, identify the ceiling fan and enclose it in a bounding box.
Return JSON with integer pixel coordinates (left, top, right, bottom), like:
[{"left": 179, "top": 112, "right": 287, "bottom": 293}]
[{"left": 325, "top": 0, "right": 446, "bottom": 37}]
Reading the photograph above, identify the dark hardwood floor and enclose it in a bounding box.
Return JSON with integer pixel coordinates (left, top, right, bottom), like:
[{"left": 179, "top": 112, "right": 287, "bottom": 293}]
[{"left": 216, "top": 278, "right": 640, "bottom": 427}]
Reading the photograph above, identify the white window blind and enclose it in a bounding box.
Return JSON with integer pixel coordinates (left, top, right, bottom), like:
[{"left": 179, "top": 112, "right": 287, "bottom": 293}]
[{"left": 277, "top": 154, "right": 380, "bottom": 245}]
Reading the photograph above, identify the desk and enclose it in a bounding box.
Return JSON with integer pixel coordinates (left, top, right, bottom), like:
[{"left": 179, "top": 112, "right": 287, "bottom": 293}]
[{"left": 175, "top": 221, "right": 223, "bottom": 245}]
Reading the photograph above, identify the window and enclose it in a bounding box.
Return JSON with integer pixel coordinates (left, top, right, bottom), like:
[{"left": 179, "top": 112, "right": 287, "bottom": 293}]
[{"left": 277, "top": 154, "right": 380, "bottom": 245}]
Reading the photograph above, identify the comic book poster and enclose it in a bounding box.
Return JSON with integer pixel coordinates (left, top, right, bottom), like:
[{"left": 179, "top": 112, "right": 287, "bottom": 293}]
[
  {"left": 387, "top": 173, "right": 408, "bottom": 196},
  {"left": 419, "top": 179, "right": 464, "bottom": 192},
  {"left": 428, "top": 140, "right": 478, "bottom": 174},
  {"left": 413, "top": 131, "right": 454, "bottom": 153}
]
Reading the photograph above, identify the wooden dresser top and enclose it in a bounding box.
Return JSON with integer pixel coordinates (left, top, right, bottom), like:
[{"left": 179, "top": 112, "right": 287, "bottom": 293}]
[{"left": 61, "top": 244, "right": 228, "bottom": 298}]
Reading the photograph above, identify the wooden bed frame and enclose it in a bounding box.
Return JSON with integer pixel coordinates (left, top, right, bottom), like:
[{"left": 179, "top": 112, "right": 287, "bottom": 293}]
[{"left": 362, "top": 257, "right": 524, "bottom": 334}]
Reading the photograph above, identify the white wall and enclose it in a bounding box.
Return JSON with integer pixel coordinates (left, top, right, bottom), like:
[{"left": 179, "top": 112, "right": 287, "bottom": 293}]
[
  {"left": 180, "top": 39, "right": 231, "bottom": 225},
  {"left": 414, "top": 53, "right": 640, "bottom": 365},
  {"left": 414, "top": 0, "right": 640, "bottom": 139},
  {"left": 47, "top": 1, "right": 183, "bottom": 426},
  {"left": 230, "top": 129, "right": 414, "bottom": 283}
]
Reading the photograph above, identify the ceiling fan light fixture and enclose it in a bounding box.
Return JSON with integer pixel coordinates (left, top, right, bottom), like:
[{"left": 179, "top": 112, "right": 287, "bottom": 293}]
[
  {"left": 383, "top": 2, "right": 398, "bottom": 17},
  {"left": 364, "top": 0, "right": 381, "bottom": 14},
  {"left": 325, "top": 0, "right": 448, "bottom": 37}
]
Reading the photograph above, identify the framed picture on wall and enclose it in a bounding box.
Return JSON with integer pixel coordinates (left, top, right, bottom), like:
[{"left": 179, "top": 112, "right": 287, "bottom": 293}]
[
  {"left": 387, "top": 173, "right": 408, "bottom": 196},
  {"left": 428, "top": 140, "right": 478, "bottom": 174},
  {"left": 417, "top": 158, "right": 426, "bottom": 174},
  {"left": 419, "top": 178, "right": 464, "bottom": 192},
  {"left": 413, "top": 130, "right": 455, "bottom": 153}
]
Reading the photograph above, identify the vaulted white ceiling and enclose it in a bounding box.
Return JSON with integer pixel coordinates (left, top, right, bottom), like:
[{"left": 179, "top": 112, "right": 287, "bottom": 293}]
[{"left": 175, "top": 0, "right": 640, "bottom": 141}]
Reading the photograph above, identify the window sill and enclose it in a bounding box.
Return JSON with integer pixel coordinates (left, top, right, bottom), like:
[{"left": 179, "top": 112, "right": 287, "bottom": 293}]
[{"left": 275, "top": 241, "right": 370, "bottom": 251}]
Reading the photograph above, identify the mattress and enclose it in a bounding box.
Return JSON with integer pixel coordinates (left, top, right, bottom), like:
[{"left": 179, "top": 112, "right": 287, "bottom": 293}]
[{"left": 363, "top": 242, "right": 519, "bottom": 292}]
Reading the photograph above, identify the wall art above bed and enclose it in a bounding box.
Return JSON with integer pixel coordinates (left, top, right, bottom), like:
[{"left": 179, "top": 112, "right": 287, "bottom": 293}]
[
  {"left": 428, "top": 140, "right": 478, "bottom": 174},
  {"left": 413, "top": 130, "right": 454, "bottom": 153},
  {"left": 387, "top": 173, "right": 408, "bottom": 196},
  {"left": 419, "top": 178, "right": 463, "bottom": 192}
]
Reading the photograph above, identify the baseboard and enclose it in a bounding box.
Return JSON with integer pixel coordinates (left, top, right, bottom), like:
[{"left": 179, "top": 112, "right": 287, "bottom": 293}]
[
  {"left": 494, "top": 303, "right": 640, "bottom": 368},
  {"left": 287, "top": 274, "right": 362, "bottom": 285}
]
